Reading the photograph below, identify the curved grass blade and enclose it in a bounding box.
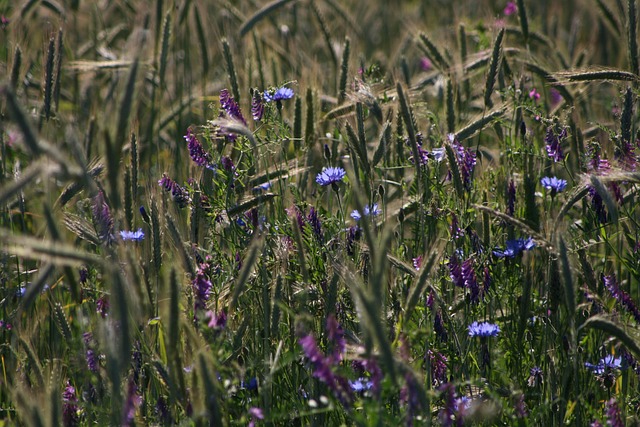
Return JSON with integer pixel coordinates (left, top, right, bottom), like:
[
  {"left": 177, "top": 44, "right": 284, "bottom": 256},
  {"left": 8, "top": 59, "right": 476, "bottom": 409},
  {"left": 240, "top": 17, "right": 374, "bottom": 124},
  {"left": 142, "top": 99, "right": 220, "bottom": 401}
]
[{"left": 239, "top": 0, "right": 295, "bottom": 37}]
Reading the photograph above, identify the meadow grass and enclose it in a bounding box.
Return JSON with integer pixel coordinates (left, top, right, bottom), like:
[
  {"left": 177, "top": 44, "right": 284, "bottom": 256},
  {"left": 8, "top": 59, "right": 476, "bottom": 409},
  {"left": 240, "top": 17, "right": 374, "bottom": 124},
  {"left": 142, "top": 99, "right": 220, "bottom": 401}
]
[{"left": 1, "top": 0, "right": 640, "bottom": 425}]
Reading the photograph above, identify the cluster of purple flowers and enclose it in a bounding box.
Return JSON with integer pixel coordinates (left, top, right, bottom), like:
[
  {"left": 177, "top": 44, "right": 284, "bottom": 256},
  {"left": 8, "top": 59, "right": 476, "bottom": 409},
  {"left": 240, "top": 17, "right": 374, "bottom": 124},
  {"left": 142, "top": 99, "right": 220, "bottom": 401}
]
[
  {"left": 449, "top": 255, "right": 483, "bottom": 303},
  {"left": 62, "top": 382, "right": 79, "bottom": 426},
  {"left": 185, "top": 127, "right": 211, "bottom": 167},
  {"left": 192, "top": 269, "right": 212, "bottom": 314},
  {"left": 448, "top": 134, "right": 476, "bottom": 190},
  {"left": 219, "top": 89, "right": 247, "bottom": 126},
  {"left": 92, "top": 191, "right": 114, "bottom": 244},
  {"left": 83, "top": 332, "right": 99, "bottom": 373},
  {"left": 158, "top": 174, "right": 190, "bottom": 208},
  {"left": 545, "top": 126, "right": 567, "bottom": 162},
  {"left": 602, "top": 273, "right": 640, "bottom": 324}
]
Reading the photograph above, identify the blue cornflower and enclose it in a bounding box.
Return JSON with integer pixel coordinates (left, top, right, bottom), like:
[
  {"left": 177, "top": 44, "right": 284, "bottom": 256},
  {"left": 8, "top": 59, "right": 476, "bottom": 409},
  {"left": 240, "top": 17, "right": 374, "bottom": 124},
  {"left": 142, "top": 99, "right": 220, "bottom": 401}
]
[
  {"left": 468, "top": 321, "right": 500, "bottom": 337},
  {"left": 350, "top": 203, "right": 381, "bottom": 220},
  {"left": 349, "top": 378, "right": 373, "bottom": 392},
  {"left": 316, "top": 167, "right": 346, "bottom": 186},
  {"left": 119, "top": 228, "right": 145, "bottom": 241},
  {"left": 585, "top": 355, "right": 622, "bottom": 374},
  {"left": 264, "top": 86, "right": 294, "bottom": 102},
  {"left": 492, "top": 237, "right": 535, "bottom": 258},
  {"left": 540, "top": 176, "right": 567, "bottom": 195}
]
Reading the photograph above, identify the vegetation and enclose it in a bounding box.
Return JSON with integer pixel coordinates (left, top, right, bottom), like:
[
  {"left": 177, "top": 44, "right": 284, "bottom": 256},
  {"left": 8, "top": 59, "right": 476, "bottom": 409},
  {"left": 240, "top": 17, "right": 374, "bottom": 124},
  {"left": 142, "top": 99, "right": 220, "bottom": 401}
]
[{"left": 1, "top": 0, "right": 640, "bottom": 425}]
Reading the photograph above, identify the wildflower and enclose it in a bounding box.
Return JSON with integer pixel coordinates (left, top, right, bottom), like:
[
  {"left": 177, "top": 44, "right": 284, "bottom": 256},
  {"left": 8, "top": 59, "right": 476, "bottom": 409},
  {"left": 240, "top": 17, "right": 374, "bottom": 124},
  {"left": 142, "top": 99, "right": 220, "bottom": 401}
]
[
  {"left": 449, "top": 212, "right": 464, "bottom": 239},
  {"left": 62, "top": 382, "right": 79, "bottom": 427},
  {"left": 83, "top": 333, "right": 99, "bottom": 373},
  {"left": 434, "top": 311, "right": 448, "bottom": 342},
  {"left": 326, "top": 315, "right": 345, "bottom": 364},
  {"left": 241, "top": 377, "right": 258, "bottom": 391},
  {"left": 427, "top": 350, "right": 448, "bottom": 385},
  {"left": 603, "top": 273, "right": 640, "bottom": 324},
  {"left": 431, "top": 147, "right": 446, "bottom": 162},
  {"left": 264, "top": 86, "right": 294, "bottom": 102},
  {"left": 420, "top": 57, "right": 432, "bottom": 71},
  {"left": 604, "top": 398, "right": 624, "bottom": 427},
  {"left": 483, "top": 266, "right": 491, "bottom": 295},
  {"left": 350, "top": 203, "right": 381, "bottom": 220},
  {"left": 528, "top": 366, "right": 543, "bottom": 387},
  {"left": 158, "top": 174, "right": 190, "bottom": 208},
  {"left": 615, "top": 139, "right": 637, "bottom": 171},
  {"left": 462, "top": 259, "right": 481, "bottom": 303},
  {"left": 122, "top": 378, "right": 142, "bottom": 426},
  {"left": 514, "top": 394, "right": 528, "bottom": 418},
  {"left": 528, "top": 88, "right": 540, "bottom": 101},
  {"left": 540, "top": 176, "right": 567, "bottom": 196},
  {"left": 448, "top": 255, "right": 465, "bottom": 288},
  {"left": 346, "top": 225, "right": 361, "bottom": 255},
  {"left": 307, "top": 207, "right": 323, "bottom": 242},
  {"left": 315, "top": 166, "right": 346, "bottom": 186},
  {"left": 504, "top": 1, "right": 517, "bottom": 15},
  {"left": 184, "top": 128, "right": 211, "bottom": 167},
  {"left": 92, "top": 191, "right": 114, "bottom": 244},
  {"left": 96, "top": 295, "right": 109, "bottom": 318},
  {"left": 119, "top": 228, "right": 145, "bottom": 242},
  {"left": 219, "top": 89, "right": 246, "bottom": 125},
  {"left": 492, "top": 237, "right": 535, "bottom": 258},
  {"left": 220, "top": 155, "right": 235, "bottom": 173},
  {"left": 251, "top": 90, "right": 264, "bottom": 121},
  {"left": 448, "top": 134, "right": 477, "bottom": 189},
  {"left": 139, "top": 206, "right": 151, "bottom": 223},
  {"left": 79, "top": 267, "right": 88, "bottom": 285},
  {"left": 207, "top": 310, "right": 227, "bottom": 329},
  {"left": 544, "top": 126, "right": 567, "bottom": 162},
  {"left": 248, "top": 407, "right": 264, "bottom": 427},
  {"left": 585, "top": 355, "right": 622, "bottom": 375},
  {"left": 589, "top": 186, "right": 608, "bottom": 223},
  {"left": 412, "top": 256, "right": 423, "bottom": 271},
  {"left": 192, "top": 271, "right": 212, "bottom": 313},
  {"left": 0, "top": 16, "right": 9, "bottom": 30},
  {"left": 468, "top": 321, "right": 500, "bottom": 337}
]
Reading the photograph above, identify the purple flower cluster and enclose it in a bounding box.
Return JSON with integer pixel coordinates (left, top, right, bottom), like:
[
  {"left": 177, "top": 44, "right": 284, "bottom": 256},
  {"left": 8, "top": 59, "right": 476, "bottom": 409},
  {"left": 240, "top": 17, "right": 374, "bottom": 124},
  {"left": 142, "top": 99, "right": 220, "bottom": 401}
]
[
  {"left": 603, "top": 273, "right": 640, "bottom": 324},
  {"left": 185, "top": 128, "right": 211, "bottom": 167},
  {"left": 92, "top": 191, "right": 114, "bottom": 244},
  {"left": 96, "top": 295, "right": 109, "bottom": 318},
  {"left": 63, "top": 382, "right": 79, "bottom": 427},
  {"left": 158, "top": 174, "right": 190, "bottom": 208},
  {"left": 299, "top": 334, "right": 353, "bottom": 406},
  {"left": 251, "top": 90, "right": 264, "bottom": 121},
  {"left": 507, "top": 179, "right": 516, "bottom": 216},
  {"left": 83, "top": 332, "right": 99, "bottom": 373},
  {"left": 545, "top": 126, "right": 567, "bottom": 162},
  {"left": 248, "top": 407, "right": 264, "bottom": 427},
  {"left": 449, "top": 255, "right": 482, "bottom": 303},
  {"left": 605, "top": 398, "right": 624, "bottom": 427},
  {"left": 448, "top": 134, "right": 476, "bottom": 190},
  {"left": 427, "top": 349, "right": 448, "bottom": 385},
  {"left": 326, "top": 315, "right": 345, "bottom": 364},
  {"left": 615, "top": 139, "right": 637, "bottom": 171},
  {"left": 307, "top": 207, "right": 323, "bottom": 242},
  {"left": 219, "top": 89, "right": 246, "bottom": 126},
  {"left": 504, "top": 1, "right": 517, "bottom": 15},
  {"left": 586, "top": 142, "right": 610, "bottom": 173},
  {"left": 492, "top": 237, "right": 535, "bottom": 258},
  {"left": 192, "top": 270, "right": 212, "bottom": 313}
]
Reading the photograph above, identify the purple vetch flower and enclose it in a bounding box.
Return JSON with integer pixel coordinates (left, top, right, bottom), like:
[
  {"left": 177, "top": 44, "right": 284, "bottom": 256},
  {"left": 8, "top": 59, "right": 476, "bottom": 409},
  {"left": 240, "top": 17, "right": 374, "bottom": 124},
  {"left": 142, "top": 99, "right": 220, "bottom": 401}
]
[
  {"left": 434, "top": 311, "right": 448, "bottom": 342},
  {"left": 588, "top": 186, "right": 608, "bottom": 223},
  {"left": 79, "top": 267, "right": 88, "bottom": 285},
  {"left": 264, "top": 86, "right": 294, "bottom": 102},
  {"left": 448, "top": 255, "right": 465, "bottom": 288},
  {"left": 468, "top": 321, "right": 500, "bottom": 337},
  {"left": 251, "top": 90, "right": 264, "bottom": 121},
  {"left": 219, "top": 89, "right": 247, "bottom": 126},
  {"left": 92, "top": 191, "right": 115, "bottom": 244},
  {"left": 119, "top": 228, "right": 145, "bottom": 242},
  {"left": 0, "top": 15, "right": 9, "bottom": 30},
  {"left": 448, "top": 134, "right": 477, "bottom": 190},
  {"left": 346, "top": 225, "right": 361, "bottom": 255},
  {"left": 528, "top": 88, "right": 540, "bottom": 101},
  {"left": 413, "top": 256, "right": 423, "bottom": 271},
  {"left": 438, "top": 383, "right": 461, "bottom": 427},
  {"left": 96, "top": 295, "right": 109, "bottom": 318},
  {"left": 122, "top": 378, "right": 142, "bottom": 426},
  {"left": 544, "top": 126, "right": 567, "bottom": 162},
  {"left": 315, "top": 167, "right": 346, "bottom": 186},
  {"left": 427, "top": 350, "right": 448, "bottom": 385},
  {"left": 550, "top": 88, "right": 562, "bottom": 106},
  {"left": 506, "top": 179, "right": 516, "bottom": 216},
  {"left": 207, "top": 310, "right": 227, "bottom": 329},
  {"left": 504, "top": 1, "right": 517, "bottom": 15},
  {"left": 605, "top": 398, "right": 624, "bottom": 427},
  {"left": 483, "top": 266, "right": 491, "bottom": 295},
  {"left": 62, "top": 381, "right": 79, "bottom": 427},
  {"left": 514, "top": 394, "right": 528, "bottom": 418},
  {"left": 307, "top": 207, "right": 323, "bottom": 242},
  {"left": 492, "top": 237, "right": 535, "bottom": 258},
  {"left": 603, "top": 273, "right": 640, "bottom": 324},
  {"left": 83, "top": 333, "right": 99, "bottom": 372},
  {"left": 540, "top": 176, "right": 567, "bottom": 195},
  {"left": 350, "top": 203, "right": 382, "bottom": 220},
  {"left": 420, "top": 57, "right": 432, "bottom": 71},
  {"left": 298, "top": 334, "right": 353, "bottom": 406},
  {"left": 192, "top": 270, "right": 212, "bottom": 313},
  {"left": 449, "top": 212, "right": 464, "bottom": 239},
  {"left": 248, "top": 407, "right": 264, "bottom": 427},
  {"left": 185, "top": 128, "right": 211, "bottom": 167},
  {"left": 615, "top": 139, "right": 637, "bottom": 171},
  {"left": 326, "top": 315, "right": 345, "bottom": 364},
  {"left": 586, "top": 142, "right": 611, "bottom": 173},
  {"left": 158, "top": 174, "right": 190, "bottom": 208},
  {"left": 462, "top": 259, "right": 480, "bottom": 303}
]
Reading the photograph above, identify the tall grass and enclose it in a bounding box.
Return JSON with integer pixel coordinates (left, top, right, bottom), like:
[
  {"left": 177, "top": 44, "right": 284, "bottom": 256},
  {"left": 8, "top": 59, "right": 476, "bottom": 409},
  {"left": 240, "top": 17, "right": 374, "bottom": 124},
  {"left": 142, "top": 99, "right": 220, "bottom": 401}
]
[{"left": 1, "top": 0, "right": 640, "bottom": 425}]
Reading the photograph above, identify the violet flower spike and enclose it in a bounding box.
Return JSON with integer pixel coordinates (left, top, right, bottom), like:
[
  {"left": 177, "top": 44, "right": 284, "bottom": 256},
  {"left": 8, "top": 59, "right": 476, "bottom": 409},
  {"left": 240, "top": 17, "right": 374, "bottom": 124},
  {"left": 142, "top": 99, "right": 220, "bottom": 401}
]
[{"left": 185, "top": 128, "right": 210, "bottom": 167}]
